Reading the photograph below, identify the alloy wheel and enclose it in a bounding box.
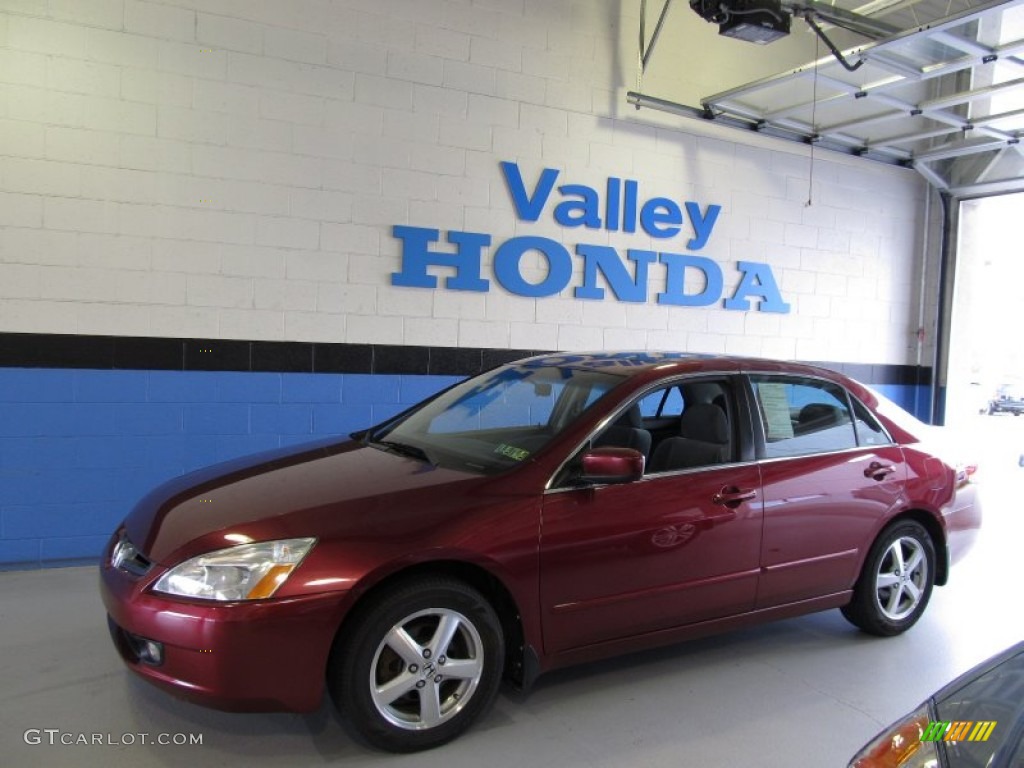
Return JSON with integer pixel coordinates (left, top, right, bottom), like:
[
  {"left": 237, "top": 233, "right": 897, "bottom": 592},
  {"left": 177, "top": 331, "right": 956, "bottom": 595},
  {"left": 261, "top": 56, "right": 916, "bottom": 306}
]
[
  {"left": 369, "top": 608, "right": 485, "bottom": 731},
  {"left": 874, "top": 536, "right": 928, "bottom": 621}
]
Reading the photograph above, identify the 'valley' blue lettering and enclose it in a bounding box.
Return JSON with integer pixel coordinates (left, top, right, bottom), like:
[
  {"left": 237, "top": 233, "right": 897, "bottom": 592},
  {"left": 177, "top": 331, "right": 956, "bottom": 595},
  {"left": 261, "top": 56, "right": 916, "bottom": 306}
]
[
  {"left": 554, "top": 185, "right": 602, "bottom": 229},
  {"left": 500, "top": 161, "right": 559, "bottom": 222},
  {"left": 639, "top": 198, "right": 682, "bottom": 239},
  {"left": 622, "top": 179, "right": 638, "bottom": 233},
  {"left": 499, "top": 161, "right": 721, "bottom": 244},
  {"left": 605, "top": 177, "right": 621, "bottom": 233},
  {"left": 685, "top": 202, "right": 720, "bottom": 250}
]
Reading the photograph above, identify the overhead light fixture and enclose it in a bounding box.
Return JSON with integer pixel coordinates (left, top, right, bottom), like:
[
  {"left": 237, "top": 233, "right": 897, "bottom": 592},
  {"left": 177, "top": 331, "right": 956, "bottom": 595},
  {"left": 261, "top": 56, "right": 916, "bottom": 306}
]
[
  {"left": 689, "top": 0, "right": 791, "bottom": 44},
  {"left": 689, "top": 0, "right": 901, "bottom": 69}
]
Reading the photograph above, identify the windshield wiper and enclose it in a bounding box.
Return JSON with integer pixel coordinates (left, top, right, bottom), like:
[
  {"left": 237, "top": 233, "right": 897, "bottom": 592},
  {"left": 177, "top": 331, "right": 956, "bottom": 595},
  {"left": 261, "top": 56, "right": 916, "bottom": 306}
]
[{"left": 369, "top": 439, "right": 434, "bottom": 465}]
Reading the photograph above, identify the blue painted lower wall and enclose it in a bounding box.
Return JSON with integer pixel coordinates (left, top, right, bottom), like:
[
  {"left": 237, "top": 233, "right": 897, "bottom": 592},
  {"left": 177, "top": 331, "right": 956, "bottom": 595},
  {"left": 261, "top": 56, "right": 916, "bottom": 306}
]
[
  {"left": 874, "top": 384, "right": 931, "bottom": 423},
  {"left": 0, "top": 368, "right": 927, "bottom": 569}
]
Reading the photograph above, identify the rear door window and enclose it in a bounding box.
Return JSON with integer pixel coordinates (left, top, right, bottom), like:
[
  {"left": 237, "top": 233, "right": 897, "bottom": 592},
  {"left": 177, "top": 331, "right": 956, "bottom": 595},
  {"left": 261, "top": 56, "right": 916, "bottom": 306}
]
[
  {"left": 751, "top": 376, "right": 858, "bottom": 458},
  {"left": 851, "top": 397, "right": 892, "bottom": 447}
]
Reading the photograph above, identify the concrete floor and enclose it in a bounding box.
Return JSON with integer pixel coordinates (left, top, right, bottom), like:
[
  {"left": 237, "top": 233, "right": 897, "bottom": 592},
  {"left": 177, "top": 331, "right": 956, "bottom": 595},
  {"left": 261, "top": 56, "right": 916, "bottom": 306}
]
[{"left": 2, "top": 415, "right": 1022, "bottom": 768}]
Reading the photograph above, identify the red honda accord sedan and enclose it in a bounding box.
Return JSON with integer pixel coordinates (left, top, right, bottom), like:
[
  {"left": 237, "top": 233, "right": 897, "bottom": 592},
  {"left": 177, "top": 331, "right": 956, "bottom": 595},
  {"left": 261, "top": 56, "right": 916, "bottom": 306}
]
[{"left": 100, "top": 352, "right": 981, "bottom": 752}]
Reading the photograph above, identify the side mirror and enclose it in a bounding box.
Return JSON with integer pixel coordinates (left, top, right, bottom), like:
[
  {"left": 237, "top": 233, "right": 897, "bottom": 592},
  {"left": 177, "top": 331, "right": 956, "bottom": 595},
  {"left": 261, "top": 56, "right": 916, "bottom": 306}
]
[{"left": 579, "top": 447, "right": 645, "bottom": 484}]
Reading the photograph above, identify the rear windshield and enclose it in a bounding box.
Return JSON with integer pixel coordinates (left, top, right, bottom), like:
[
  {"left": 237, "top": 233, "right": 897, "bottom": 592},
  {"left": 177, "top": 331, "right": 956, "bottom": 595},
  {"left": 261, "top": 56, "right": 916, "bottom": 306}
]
[{"left": 864, "top": 386, "right": 931, "bottom": 443}]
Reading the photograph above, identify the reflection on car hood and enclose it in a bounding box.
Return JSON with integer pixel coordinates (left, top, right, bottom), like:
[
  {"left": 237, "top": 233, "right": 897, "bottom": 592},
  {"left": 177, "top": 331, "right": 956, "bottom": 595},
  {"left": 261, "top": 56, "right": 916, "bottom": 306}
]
[{"left": 123, "top": 437, "right": 483, "bottom": 564}]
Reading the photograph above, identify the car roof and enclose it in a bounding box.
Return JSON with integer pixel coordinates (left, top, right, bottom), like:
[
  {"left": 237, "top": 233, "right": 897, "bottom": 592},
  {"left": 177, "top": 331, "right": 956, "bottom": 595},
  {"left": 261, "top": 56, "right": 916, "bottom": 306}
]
[{"left": 512, "top": 351, "right": 843, "bottom": 381}]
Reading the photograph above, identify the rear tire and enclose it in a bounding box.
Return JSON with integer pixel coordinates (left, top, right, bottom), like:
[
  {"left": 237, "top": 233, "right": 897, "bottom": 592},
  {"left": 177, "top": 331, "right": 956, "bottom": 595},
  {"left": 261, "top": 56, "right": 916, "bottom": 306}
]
[
  {"left": 328, "top": 578, "right": 504, "bottom": 752},
  {"left": 841, "top": 520, "right": 935, "bottom": 637}
]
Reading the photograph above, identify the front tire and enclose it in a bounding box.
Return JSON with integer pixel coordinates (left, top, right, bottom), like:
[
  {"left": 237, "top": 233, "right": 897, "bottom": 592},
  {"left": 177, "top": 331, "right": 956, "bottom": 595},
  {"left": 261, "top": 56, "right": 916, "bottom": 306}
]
[
  {"left": 328, "top": 578, "right": 504, "bottom": 752},
  {"left": 841, "top": 520, "right": 935, "bottom": 636}
]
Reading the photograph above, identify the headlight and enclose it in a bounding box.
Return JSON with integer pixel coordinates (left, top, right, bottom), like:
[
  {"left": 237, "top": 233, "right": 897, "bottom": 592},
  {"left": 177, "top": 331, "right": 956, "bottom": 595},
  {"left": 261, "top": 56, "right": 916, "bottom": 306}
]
[{"left": 152, "top": 538, "right": 316, "bottom": 601}]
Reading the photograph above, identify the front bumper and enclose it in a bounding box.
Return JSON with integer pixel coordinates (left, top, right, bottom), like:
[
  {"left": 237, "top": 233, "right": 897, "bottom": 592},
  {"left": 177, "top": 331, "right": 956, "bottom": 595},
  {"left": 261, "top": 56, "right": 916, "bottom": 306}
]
[{"left": 100, "top": 550, "right": 349, "bottom": 713}]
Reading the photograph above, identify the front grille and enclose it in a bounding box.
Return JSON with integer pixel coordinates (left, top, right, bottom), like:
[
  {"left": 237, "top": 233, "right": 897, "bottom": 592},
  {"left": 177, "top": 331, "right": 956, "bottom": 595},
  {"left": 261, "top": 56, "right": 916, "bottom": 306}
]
[{"left": 111, "top": 534, "right": 152, "bottom": 577}]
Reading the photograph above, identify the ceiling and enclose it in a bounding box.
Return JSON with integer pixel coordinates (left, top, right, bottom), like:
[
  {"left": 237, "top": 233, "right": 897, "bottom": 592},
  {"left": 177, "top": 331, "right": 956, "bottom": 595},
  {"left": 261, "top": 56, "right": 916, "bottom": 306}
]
[{"left": 629, "top": 0, "right": 1024, "bottom": 199}]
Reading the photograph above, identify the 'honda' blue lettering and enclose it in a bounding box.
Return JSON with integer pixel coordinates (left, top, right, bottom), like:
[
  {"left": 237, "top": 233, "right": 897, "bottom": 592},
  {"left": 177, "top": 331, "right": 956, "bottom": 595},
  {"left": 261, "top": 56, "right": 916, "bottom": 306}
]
[
  {"left": 390, "top": 161, "right": 790, "bottom": 315},
  {"left": 390, "top": 226, "right": 490, "bottom": 292},
  {"left": 657, "top": 253, "right": 723, "bottom": 307},
  {"left": 724, "top": 261, "right": 791, "bottom": 313},
  {"left": 493, "top": 237, "right": 572, "bottom": 298},
  {"left": 575, "top": 246, "right": 657, "bottom": 302}
]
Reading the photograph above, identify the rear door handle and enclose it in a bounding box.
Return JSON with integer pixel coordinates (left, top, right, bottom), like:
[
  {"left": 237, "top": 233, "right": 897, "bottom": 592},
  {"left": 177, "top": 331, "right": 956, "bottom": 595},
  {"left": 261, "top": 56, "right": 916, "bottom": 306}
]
[
  {"left": 712, "top": 486, "right": 757, "bottom": 508},
  {"left": 864, "top": 462, "right": 896, "bottom": 481}
]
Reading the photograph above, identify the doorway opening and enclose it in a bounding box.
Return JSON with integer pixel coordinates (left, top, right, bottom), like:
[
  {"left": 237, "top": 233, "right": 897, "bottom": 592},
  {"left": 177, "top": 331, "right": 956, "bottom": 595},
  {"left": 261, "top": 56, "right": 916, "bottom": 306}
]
[{"left": 945, "top": 193, "right": 1024, "bottom": 426}]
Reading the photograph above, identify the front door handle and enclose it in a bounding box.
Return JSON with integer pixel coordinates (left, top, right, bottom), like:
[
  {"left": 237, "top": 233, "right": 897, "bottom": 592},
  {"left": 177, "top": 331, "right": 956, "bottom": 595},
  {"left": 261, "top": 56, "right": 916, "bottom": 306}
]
[
  {"left": 864, "top": 462, "right": 896, "bottom": 481},
  {"left": 712, "top": 486, "right": 757, "bottom": 508}
]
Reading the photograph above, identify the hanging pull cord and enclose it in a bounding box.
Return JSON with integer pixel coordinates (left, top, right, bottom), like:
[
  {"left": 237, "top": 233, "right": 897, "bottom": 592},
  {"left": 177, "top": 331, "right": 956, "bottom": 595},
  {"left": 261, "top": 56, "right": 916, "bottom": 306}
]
[
  {"left": 807, "top": 27, "right": 820, "bottom": 207},
  {"left": 803, "top": 14, "right": 866, "bottom": 72}
]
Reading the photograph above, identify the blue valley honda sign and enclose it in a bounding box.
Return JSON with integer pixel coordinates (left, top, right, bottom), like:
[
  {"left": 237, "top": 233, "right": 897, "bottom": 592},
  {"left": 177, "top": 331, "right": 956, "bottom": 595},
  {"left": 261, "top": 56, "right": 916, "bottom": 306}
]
[{"left": 391, "top": 161, "right": 790, "bottom": 313}]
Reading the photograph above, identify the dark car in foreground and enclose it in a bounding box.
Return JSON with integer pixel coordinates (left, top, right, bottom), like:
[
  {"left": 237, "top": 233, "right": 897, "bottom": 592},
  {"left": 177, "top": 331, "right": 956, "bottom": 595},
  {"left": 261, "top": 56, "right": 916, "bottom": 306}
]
[
  {"left": 850, "top": 641, "right": 1024, "bottom": 768},
  {"left": 100, "top": 352, "right": 981, "bottom": 751}
]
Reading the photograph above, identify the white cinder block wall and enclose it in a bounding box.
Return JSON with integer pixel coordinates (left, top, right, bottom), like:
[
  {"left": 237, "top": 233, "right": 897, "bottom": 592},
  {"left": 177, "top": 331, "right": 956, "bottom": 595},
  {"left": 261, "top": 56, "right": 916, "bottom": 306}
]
[
  {"left": 0, "top": 0, "right": 942, "bottom": 569},
  {"left": 0, "top": 0, "right": 932, "bottom": 365}
]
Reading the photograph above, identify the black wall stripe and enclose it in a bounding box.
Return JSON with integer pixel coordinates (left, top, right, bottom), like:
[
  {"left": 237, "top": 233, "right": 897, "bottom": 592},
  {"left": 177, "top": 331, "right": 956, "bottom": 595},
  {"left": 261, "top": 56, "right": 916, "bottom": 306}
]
[{"left": 0, "top": 333, "right": 931, "bottom": 386}]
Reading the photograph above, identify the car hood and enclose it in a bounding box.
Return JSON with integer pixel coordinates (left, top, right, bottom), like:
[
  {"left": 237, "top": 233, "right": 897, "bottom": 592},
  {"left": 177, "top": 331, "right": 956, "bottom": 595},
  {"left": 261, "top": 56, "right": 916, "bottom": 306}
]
[{"left": 123, "top": 437, "right": 492, "bottom": 565}]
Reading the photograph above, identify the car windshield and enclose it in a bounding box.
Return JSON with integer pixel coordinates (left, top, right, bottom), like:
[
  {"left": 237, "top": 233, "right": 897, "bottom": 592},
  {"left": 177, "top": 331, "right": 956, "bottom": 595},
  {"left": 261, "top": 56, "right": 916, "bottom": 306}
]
[
  {"left": 368, "top": 363, "right": 625, "bottom": 474},
  {"left": 934, "top": 649, "right": 1024, "bottom": 768},
  {"left": 997, "top": 385, "right": 1024, "bottom": 400}
]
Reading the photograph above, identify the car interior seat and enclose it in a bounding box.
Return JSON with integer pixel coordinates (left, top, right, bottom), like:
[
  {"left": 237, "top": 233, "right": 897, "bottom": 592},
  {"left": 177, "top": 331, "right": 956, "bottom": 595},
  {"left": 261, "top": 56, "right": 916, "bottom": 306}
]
[
  {"left": 794, "top": 403, "right": 844, "bottom": 435},
  {"left": 647, "top": 402, "right": 730, "bottom": 473},
  {"left": 593, "top": 404, "right": 652, "bottom": 461}
]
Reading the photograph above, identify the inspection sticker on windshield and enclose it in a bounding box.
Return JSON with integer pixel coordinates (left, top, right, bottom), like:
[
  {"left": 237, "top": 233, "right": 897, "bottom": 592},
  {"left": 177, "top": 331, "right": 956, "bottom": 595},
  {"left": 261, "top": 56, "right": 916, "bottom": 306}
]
[
  {"left": 494, "top": 443, "right": 530, "bottom": 461},
  {"left": 921, "top": 720, "right": 997, "bottom": 742}
]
